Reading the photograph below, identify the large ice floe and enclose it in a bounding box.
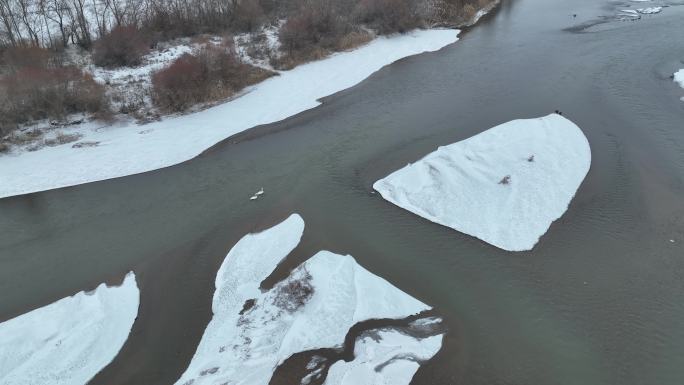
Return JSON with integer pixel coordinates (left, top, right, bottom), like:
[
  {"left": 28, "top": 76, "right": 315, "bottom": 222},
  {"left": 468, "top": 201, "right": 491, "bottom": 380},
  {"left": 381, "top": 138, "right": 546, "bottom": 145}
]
[
  {"left": 0, "top": 273, "right": 139, "bottom": 385},
  {"left": 0, "top": 29, "right": 459, "bottom": 199},
  {"left": 373, "top": 114, "right": 591, "bottom": 251},
  {"left": 174, "top": 214, "right": 442, "bottom": 385},
  {"left": 324, "top": 327, "right": 443, "bottom": 385}
]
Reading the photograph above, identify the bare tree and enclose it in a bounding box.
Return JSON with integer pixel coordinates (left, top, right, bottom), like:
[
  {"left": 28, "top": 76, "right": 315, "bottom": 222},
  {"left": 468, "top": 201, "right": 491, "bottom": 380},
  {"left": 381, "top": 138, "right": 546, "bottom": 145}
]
[
  {"left": 91, "top": 0, "right": 110, "bottom": 38},
  {"left": 17, "top": 0, "right": 41, "bottom": 45},
  {"left": 42, "top": 0, "right": 73, "bottom": 47},
  {"left": 0, "top": 0, "right": 22, "bottom": 46},
  {"left": 69, "top": 0, "right": 91, "bottom": 47}
]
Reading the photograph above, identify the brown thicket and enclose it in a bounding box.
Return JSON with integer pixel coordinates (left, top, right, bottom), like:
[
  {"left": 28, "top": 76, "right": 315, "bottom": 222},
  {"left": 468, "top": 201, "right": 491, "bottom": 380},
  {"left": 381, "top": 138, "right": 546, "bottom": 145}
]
[
  {"left": 151, "top": 44, "right": 273, "bottom": 112},
  {"left": 0, "top": 48, "right": 107, "bottom": 135},
  {"left": 354, "top": 0, "right": 419, "bottom": 34},
  {"left": 92, "top": 25, "right": 150, "bottom": 68}
]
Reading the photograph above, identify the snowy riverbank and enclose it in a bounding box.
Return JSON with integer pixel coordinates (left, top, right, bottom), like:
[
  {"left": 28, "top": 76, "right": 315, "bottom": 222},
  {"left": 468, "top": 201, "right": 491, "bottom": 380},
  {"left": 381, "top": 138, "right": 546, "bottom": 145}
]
[
  {"left": 0, "top": 29, "right": 459, "bottom": 199},
  {"left": 0, "top": 273, "right": 139, "bottom": 385},
  {"left": 374, "top": 114, "right": 591, "bottom": 251},
  {"left": 175, "top": 214, "right": 443, "bottom": 385}
]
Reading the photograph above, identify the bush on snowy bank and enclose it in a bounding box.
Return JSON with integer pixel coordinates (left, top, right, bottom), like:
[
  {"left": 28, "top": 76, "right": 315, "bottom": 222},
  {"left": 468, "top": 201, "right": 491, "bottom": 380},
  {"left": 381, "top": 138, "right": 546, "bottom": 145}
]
[
  {"left": 272, "top": 5, "right": 370, "bottom": 69},
  {"left": 275, "top": 1, "right": 375, "bottom": 69},
  {"left": 92, "top": 25, "right": 151, "bottom": 68},
  {"left": 2, "top": 46, "right": 57, "bottom": 72},
  {"left": 0, "top": 47, "right": 108, "bottom": 136},
  {"left": 354, "top": 0, "right": 420, "bottom": 34},
  {"left": 151, "top": 44, "right": 274, "bottom": 112}
]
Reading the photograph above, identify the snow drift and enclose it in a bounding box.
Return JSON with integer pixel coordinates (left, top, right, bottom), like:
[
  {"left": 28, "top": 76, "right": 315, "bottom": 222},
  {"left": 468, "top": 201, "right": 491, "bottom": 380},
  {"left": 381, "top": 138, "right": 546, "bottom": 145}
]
[
  {"left": 373, "top": 114, "right": 591, "bottom": 251},
  {"left": 0, "top": 273, "right": 139, "bottom": 385},
  {"left": 0, "top": 30, "right": 459, "bottom": 199},
  {"left": 175, "top": 214, "right": 436, "bottom": 385}
]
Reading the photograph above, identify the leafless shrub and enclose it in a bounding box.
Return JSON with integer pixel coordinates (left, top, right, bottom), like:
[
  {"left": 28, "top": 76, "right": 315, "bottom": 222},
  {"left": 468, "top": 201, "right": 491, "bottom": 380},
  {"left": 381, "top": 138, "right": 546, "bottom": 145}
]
[
  {"left": 0, "top": 65, "right": 108, "bottom": 134},
  {"left": 150, "top": 52, "right": 207, "bottom": 112},
  {"left": 354, "top": 0, "right": 421, "bottom": 34},
  {"left": 92, "top": 25, "right": 150, "bottom": 68},
  {"left": 276, "top": 5, "right": 354, "bottom": 69},
  {"left": 151, "top": 44, "right": 274, "bottom": 112},
  {"left": 2, "top": 46, "right": 53, "bottom": 72}
]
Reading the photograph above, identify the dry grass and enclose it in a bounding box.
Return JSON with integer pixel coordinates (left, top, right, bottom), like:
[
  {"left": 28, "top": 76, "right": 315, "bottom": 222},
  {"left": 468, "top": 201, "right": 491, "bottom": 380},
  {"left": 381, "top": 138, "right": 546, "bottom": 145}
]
[
  {"left": 337, "top": 30, "right": 373, "bottom": 51},
  {"left": 0, "top": 64, "right": 108, "bottom": 134}
]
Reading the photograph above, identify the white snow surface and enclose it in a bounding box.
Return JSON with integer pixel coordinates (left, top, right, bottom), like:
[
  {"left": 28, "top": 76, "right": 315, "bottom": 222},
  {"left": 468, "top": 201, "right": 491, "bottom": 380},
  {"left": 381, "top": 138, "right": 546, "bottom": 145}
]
[
  {"left": 0, "top": 29, "right": 459, "bottom": 199},
  {"left": 0, "top": 273, "right": 139, "bottom": 385},
  {"left": 373, "top": 114, "right": 591, "bottom": 251},
  {"left": 324, "top": 330, "right": 443, "bottom": 385},
  {"left": 175, "top": 214, "right": 430, "bottom": 385}
]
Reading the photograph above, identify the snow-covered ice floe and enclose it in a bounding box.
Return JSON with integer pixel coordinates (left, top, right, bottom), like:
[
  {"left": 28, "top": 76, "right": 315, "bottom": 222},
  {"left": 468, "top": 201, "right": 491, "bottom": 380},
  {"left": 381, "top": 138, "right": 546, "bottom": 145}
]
[
  {"left": 619, "top": 5, "right": 662, "bottom": 18},
  {"left": 0, "top": 29, "right": 459, "bottom": 199},
  {"left": 620, "top": 9, "right": 639, "bottom": 17},
  {"left": 675, "top": 69, "right": 684, "bottom": 92},
  {"left": 373, "top": 114, "right": 591, "bottom": 251},
  {"left": 0, "top": 273, "right": 139, "bottom": 385},
  {"left": 324, "top": 330, "right": 443, "bottom": 385},
  {"left": 637, "top": 6, "right": 662, "bottom": 14},
  {"left": 175, "top": 214, "right": 440, "bottom": 385}
]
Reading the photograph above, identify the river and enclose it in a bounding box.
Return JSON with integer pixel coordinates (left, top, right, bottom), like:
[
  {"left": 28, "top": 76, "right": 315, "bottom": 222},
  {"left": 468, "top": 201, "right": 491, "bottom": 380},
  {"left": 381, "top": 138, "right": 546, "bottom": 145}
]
[{"left": 1, "top": 0, "right": 684, "bottom": 384}]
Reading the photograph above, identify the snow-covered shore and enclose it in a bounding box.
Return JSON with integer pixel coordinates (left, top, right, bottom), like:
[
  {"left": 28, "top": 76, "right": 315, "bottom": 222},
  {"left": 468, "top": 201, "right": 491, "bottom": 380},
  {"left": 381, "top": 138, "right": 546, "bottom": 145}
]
[
  {"left": 175, "top": 214, "right": 440, "bottom": 385},
  {"left": 0, "top": 29, "right": 459, "bottom": 199},
  {"left": 0, "top": 273, "right": 139, "bottom": 385},
  {"left": 374, "top": 114, "right": 591, "bottom": 251}
]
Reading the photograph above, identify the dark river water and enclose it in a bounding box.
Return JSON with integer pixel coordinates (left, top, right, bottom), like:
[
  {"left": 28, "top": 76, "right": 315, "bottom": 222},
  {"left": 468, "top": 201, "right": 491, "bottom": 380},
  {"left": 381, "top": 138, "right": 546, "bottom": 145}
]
[{"left": 2, "top": 0, "right": 684, "bottom": 384}]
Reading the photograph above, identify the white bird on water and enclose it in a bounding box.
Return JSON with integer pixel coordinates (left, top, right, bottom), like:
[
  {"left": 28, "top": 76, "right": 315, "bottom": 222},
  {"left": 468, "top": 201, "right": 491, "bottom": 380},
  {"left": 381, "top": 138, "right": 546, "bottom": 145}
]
[{"left": 250, "top": 188, "right": 264, "bottom": 201}]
